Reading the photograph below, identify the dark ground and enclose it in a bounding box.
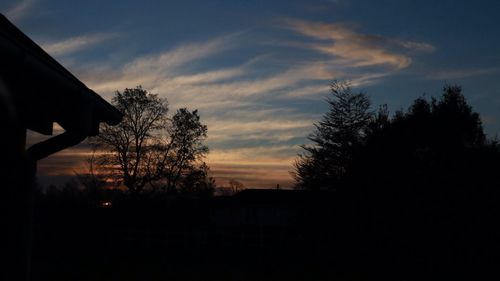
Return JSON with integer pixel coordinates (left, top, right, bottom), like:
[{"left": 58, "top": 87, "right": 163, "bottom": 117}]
[{"left": 29, "top": 189, "right": 499, "bottom": 281}]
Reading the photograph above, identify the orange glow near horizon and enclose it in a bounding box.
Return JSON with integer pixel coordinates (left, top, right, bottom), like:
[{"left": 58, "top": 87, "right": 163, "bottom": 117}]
[{"left": 33, "top": 141, "right": 296, "bottom": 189}]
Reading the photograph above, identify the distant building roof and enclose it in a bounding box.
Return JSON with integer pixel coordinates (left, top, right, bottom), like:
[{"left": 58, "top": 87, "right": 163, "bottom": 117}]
[{"left": 220, "top": 189, "right": 336, "bottom": 206}]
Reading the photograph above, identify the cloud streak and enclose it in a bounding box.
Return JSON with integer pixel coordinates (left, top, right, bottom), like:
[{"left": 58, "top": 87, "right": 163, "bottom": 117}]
[
  {"left": 40, "top": 33, "right": 118, "bottom": 57},
  {"left": 282, "top": 19, "right": 434, "bottom": 70},
  {"left": 4, "top": 0, "right": 36, "bottom": 22},
  {"left": 32, "top": 18, "right": 435, "bottom": 188},
  {"left": 425, "top": 67, "right": 500, "bottom": 81}
]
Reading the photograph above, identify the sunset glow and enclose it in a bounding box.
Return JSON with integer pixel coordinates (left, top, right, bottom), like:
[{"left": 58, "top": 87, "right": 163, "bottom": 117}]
[{"left": 6, "top": 0, "right": 500, "bottom": 188}]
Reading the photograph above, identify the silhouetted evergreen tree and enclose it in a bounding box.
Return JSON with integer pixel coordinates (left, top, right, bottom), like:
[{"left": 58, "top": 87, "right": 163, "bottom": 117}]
[
  {"left": 296, "top": 84, "right": 494, "bottom": 191},
  {"left": 294, "top": 83, "right": 500, "bottom": 274},
  {"left": 293, "top": 81, "right": 373, "bottom": 190}
]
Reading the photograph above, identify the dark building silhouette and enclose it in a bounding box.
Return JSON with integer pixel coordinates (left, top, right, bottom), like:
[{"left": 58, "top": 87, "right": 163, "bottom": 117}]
[
  {"left": 0, "top": 13, "right": 122, "bottom": 280},
  {"left": 211, "top": 189, "right": 331, "bottom": 227}
]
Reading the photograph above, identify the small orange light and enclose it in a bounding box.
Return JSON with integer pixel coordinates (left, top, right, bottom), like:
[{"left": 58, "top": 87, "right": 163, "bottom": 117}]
[{"left": 101, "top": 201, "right": 112, "bottom": 208}]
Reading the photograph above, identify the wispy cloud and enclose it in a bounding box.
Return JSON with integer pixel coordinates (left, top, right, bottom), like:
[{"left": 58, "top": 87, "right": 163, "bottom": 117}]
[
  {"left": 77, "top": 34, "right": 238, "bottom": 95},
  {"left": 40, "top": 33, "right": 118, "bottom": 57},
  {"left": 33, "top": 19, "right": 435, "bottom": 188},
  {"left": 54, "top": 36, "right": 316, "bottom": 186},
  {"left": 425, "top": 67, "right": 500, "bottom": 81},
  {"left": 4, "top": 0, "right": 36, "bottom": 22},
  {"left": 282, "top": 18, "right": 434, "bottom": 70},
  {"left": 396, "top": 41, "right": 435, "bottom": 52},
  {"left": 75, "top": 21, "right": 434, "bottom": 110}
]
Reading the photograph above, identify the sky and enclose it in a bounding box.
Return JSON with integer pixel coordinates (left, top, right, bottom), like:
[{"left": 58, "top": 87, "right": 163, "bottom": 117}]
[{"left": 2, "top": 0, "right": 500, "bottom": 188}]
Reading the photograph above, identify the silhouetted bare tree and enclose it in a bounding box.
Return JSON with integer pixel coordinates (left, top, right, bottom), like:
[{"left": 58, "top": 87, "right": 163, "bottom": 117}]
[
  {"left": 179, "top": 163, "right": 216, "bottom": 197},
  {"left": 75, "top": 145, "right": 108, "bottom": 195},
  {"left": 148, "top": 108, "right": 209, "bottom": 193},
  {"left": 228, "top": 179, "right": 244, "bottom": 194},
  {"left": 216, "top": 179, "right": 245, "bottom": 196},
  {"left": 92, "top": 86, "right": 210, "bottom": 195}
]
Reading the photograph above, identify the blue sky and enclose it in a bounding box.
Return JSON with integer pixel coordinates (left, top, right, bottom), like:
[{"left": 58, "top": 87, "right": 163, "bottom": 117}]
[{"left": 3, "top": 0, "right": 500, "bottom": 188}]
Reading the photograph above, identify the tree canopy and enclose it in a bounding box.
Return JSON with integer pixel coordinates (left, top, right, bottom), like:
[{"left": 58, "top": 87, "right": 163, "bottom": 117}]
[
  {"left": 293, "top": 81, "right": 373, "bottom": 190},
  {"left": 294, "top": 84, "right": 498, "bottom": 192},
  {"left": 293, "top": 83, "right": 500, "bottom": 274},
  {"left": 92, "top": 86, "right": 214, "bottom": 196}
]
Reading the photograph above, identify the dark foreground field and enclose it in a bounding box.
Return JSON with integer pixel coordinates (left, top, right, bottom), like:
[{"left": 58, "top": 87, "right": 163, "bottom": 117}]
[{"left": 28, "top": 189, "right": 500, "bottom": 281}]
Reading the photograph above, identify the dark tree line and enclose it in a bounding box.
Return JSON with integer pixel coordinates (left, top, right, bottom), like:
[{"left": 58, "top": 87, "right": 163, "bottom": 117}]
[
  {"left": 293, "top": 81, "right": 500, "bottom": 275},
  {"left": 294, "top": 82, "right": 497, "bottom": 192}
]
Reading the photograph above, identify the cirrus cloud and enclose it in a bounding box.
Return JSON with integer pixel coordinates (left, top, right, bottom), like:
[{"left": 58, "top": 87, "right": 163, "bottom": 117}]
[
  {"left": 4, "top": 0, "right": 37, "bottom": 22},
  {"left": 282, "top": 18, "right": 434, "bottom": 70},
  {"left": 40, "top": 33, "right": 119, "bottom": 57},
  {"left": 32, "top": 18, "right": 435, "bottom": 188}
]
